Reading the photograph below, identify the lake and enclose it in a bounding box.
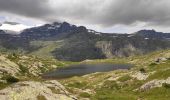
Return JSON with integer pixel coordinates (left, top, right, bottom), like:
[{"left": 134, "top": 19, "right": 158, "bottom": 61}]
[{"left": 42, "top": 63, "right": 132, "bottom": 79}]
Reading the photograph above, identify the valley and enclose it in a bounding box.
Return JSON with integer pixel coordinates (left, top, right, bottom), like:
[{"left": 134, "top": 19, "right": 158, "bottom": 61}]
[
  {"left": 0, "top": 49, "right": 169, "bottom": 100},
  {"left": 0, "top": 22, "right": 170, "bottom": 61},
  {"left": 1, "top": 0, "right": 170, "bottom": 100},
  {"left": 0, "top": 21, "right": 170, "bottom": 100}
]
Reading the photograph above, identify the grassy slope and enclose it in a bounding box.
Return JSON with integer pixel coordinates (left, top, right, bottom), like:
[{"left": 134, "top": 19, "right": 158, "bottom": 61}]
[
  {"left": 60, "top": 49, "right": 170, "bottom": 100},
  {"left": 0, "top": 49, "right": 170, "bottom": 100},
  {"left": 0, "top": 53, "right": 78, "bottom": 90},
  {"left": 29, "top": 40, "right": 64, "bottom": 58}
]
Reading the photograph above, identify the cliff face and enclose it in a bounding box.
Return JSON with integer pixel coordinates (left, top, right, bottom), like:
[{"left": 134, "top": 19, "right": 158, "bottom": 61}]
[
  {"left": 96, "top": 41, "right": 114, "bottom": 58},
  {"left": 96, "top": 41, "right": 139, "bottom": 58}
]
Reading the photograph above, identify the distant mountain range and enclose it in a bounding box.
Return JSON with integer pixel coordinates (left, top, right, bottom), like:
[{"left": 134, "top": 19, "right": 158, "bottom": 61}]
[
  {"left": 0, "top": 21, "right": 170, "bottom": 61},
  {"left": 135, "top": 29, "right": 170, "bottom": 40}
]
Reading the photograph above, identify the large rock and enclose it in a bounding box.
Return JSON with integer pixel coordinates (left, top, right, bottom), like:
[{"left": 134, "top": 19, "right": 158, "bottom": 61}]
[
  {"left": 0, "top": 80, "right": 76, "bottom": 100},
  {"left": 0, "top": 55, "right": 19, "bottom": 76},
  {"left": 139, "top": 77, "right": 170, "bottom": 91},
  {"left": 155, "top": 57, "right": 167, "bottom": 63},
  {"left": 130, "top": 71, "right": 149, "bottom": 80}
]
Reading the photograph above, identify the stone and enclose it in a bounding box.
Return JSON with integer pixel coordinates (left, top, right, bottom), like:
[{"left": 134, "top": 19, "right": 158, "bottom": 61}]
[
  {"left": 0, "top": 80, "right": 76, "bottom": 100},
  {"left": 139, "top": 77, "right": 170, "bottom": 91}
]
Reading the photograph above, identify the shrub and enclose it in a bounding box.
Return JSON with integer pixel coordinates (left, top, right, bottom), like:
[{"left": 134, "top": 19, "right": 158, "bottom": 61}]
[
  {"left": 7, "top": 53, "right": 19, "bottom": 61},
  {"left": 37, "top": 95, "right": 47, "bottom": 100},
  {"left": 163, "top": 83, "right": 170, "bottom": 88},
  {"left": 139, "top": 68, "right": 146, "bottom": 73},
  {"left": 2, "top": 75, "right": 19, "bottom": 83},
  {"left": 19, "top": 64, "right": 29, "bottom": 74}
]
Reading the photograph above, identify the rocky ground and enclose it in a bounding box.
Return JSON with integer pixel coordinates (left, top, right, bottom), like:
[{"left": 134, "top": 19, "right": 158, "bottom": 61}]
[
  {"left": 0, "top": 53, "right": 77, "bottom": 100},
  {"left": 0, "top": 50, "right": 170, "bottom": 100},
  {"left": 0, "top": 80, "right": 75, "bottom": 100},
  {"left": 60, "top": 50, "right": 170, "bottom": 100}
]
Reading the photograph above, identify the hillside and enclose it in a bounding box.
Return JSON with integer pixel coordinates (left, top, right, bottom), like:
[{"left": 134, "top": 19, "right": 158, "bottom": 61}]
[
  {"left": 0, "top": 22, "right": 170, "bottom": 61},
  {"left": 0, "top": 53, "right": 77, "bottom": 100},
  {"left": 1, "top": 0, "right": 170, "bottom": 100},
  {"left": 0, "top": 50, "right": 169, "bottom": 100},
  {"left": 60, "top": 49, "right": 170, "bottom": 100}
]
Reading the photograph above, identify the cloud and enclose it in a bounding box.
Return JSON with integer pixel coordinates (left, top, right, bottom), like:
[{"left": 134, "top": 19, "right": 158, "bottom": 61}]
[
  {"left": 0, "top": 0, "right": 170, "bottom": 30},
  {"left": 0, "top": 0, "right": 52, "bottom": 21},
  {"left": 101, "top": 0, "right": 170, "bottom": 27}
]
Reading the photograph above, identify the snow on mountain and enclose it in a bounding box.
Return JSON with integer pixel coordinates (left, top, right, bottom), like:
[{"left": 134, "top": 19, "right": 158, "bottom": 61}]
[
  {"left": 0, "top": 21, "right": 33, "bottom": 34},
  {"left": 88, "top": 29, "right": 101, "bottom": 34}
]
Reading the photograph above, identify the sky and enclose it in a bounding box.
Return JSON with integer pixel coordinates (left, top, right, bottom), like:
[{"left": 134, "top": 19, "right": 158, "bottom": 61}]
[{"left": 0, "top": 0, "right": 170, "bottom": 33}]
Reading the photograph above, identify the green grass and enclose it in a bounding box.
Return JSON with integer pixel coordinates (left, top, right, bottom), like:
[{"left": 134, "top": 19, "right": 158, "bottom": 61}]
[
  {"left": 67, "top": 81, "right": 87, "bottom": 88},
  {"left": 91, "top": 90, "right": 137, "bottom": 100},
  {"left": 30, "top": 40, "right": 63, "bottom": 58},
  {"left": 101, "top": 80, "right": 121, "bottom": 90},
  {"left": 148, "top": 69, "right": 170, "bottom": 80},
  {"left": 139, "top": 87, "right": 170, "bottom": 100},
  {"left": 0, "top": 49, "right": 170, "bottom": 100},
  {"left": 117, "top": 75, "right": 132, "bottom": 82},
  {"left": 79, "top": 92, "right": 91, "bottom": 98}
]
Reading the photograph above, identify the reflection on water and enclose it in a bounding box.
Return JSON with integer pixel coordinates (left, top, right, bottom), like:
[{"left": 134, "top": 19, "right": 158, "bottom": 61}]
[{"left": 42, "top": 63, "right": 132, "bottom": 79}]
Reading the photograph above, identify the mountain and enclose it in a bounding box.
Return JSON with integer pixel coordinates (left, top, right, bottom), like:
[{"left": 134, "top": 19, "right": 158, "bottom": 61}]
[
  {"left": 21, "top": 22, "right": 87, "bottom": 39},
  {"left": 0, "top": 21, "right": 32, "bottom": 34},
  {"left": 135, "top": 29, "right": 170, "bottom": 40},
  {"left": 0, "top": 21, "right": 169, "bottom": 61},
  {"left": 0, "top": 21, "right": 170, "bottom": 99}
]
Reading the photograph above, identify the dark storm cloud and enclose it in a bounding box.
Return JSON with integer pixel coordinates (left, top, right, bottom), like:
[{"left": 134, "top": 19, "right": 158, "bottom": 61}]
[
  {"left": 0, "top": 0, "right": 170, "bottom": 27},
  {"left": 0, "top": 0, "right": 52, "bottom": 18},
  {"left": 97, "top": 0, "right": 170, "bottom": 27}
]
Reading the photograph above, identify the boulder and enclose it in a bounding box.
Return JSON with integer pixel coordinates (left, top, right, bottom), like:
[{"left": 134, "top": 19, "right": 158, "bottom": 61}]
[
  {"left": 139, "top": 77, "right": 170, "bottom": 91},
  {"left": 0, "top": 80, "right": 76, "bottom": 100}
]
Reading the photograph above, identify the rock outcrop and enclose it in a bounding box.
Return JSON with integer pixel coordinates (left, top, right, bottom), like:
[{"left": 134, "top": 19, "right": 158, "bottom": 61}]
[
  {"left": 0, "top": 80, "right": 76, "bottom": 100},
  {"left": 0, "top": 55, "right": 19, "bottom": 77},
  {"left": 139, "top": 77, "right": 170, "bottom": 91}
]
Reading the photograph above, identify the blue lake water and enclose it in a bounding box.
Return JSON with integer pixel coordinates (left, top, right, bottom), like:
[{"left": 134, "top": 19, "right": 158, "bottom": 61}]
[{"left": 42, "top": 63, "right": 132, "bottom": 79}]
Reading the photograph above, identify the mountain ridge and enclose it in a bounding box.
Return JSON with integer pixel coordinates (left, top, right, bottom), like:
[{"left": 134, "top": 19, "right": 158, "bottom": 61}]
[{"left": 0, "top": 21, "right": 169, "bottom": 61}]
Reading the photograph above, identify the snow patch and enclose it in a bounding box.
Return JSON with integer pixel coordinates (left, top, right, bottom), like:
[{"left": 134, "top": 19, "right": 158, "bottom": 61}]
[
  {"left": 0, "top": 23, "right": 32, "bottom": 33},
  {"left": 127, "top": 35, "right": 134, "bottom": 37},
  {"left": 88, "top": 29, "right": 101, "bottom": 34}
]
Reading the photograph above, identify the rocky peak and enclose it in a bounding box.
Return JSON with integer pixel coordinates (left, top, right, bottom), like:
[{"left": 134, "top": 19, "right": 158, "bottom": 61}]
[
  {"left": 77, "top": 26, "right": 87, "bottom": 32},
  {"left": 135, "top": 29, "right": 170, "bottom": 39},
  {"left": 20, "top": 21, "right": 88, "bottom": 39},
  {"left": 137, "top": 29, "right": 156, "bottom": 34}
]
